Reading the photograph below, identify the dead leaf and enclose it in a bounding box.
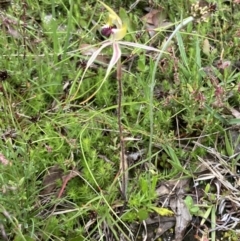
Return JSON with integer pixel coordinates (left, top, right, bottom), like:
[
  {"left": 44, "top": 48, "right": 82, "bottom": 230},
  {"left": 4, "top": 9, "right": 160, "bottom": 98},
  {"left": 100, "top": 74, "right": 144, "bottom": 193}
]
[
  {"left": 143, "top": 215, "right": 175, "bottom": 239},
  {"left": 202, "top": 38, "right": 210, "bottom": 56},
  {"left": 141, "top": 8, "right": 172, "bottom": 38},
  {"left": 156, "top": 178, "right": 190, "bottom": 197},
  {"left": 142, "top": 9, "right": 164, "bottom": 26},
  {"left": 40, "top": 165, "right": 64, "bottom": 196},
  {"left": 170, "top": 196, "right": 192, "bottom": 240},
  {"left": 40, "top": 165, "right": 79, "bottom": 198},
  {"left": 37, "top": 165, "right": 79, "bottom": 217},
  {"left": 229, "top": 107, "right": 240, "bottom": 119},
  {"left": 0, "top": 153, "right": 11, "bottom": 166}
]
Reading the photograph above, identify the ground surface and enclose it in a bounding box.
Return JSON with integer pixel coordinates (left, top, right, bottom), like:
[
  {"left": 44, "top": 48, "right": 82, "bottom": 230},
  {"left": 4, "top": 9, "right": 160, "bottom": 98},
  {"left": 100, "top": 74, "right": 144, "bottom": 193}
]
[{"left": 0, "top": 0, "right": 240, "bottom": 241}]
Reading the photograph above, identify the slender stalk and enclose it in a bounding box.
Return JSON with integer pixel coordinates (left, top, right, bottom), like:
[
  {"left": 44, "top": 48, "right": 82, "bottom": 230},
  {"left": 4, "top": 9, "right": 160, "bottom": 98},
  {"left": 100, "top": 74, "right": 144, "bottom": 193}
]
[{"left": 117, "top": 59, "right": 127, "bottom": 200}]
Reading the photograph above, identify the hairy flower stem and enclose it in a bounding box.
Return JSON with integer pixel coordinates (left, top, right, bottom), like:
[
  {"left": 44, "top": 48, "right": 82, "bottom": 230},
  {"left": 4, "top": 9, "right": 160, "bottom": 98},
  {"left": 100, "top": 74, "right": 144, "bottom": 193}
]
[{"left": 117, "top": 59, "right": 128, "bottom": 200}]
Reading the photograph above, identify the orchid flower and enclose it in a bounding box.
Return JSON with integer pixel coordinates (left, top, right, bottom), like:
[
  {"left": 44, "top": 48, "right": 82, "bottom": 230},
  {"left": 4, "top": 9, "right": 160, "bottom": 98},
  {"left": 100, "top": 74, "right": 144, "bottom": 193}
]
[{"left": 76, "top": 1, "right": 162, "bottom": 103}]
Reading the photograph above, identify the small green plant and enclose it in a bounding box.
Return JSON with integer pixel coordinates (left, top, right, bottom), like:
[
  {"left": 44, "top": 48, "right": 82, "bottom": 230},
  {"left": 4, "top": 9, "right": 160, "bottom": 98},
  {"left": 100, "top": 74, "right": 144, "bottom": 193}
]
[{"left": 184, "top": 195, "right": 202, "bottom": 216}]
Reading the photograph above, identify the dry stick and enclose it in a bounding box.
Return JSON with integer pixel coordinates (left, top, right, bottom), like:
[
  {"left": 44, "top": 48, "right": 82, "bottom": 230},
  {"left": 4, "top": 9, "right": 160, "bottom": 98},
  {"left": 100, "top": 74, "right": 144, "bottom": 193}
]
[{"left": 117, "top": 59, "right": 128, "bottom": 200}]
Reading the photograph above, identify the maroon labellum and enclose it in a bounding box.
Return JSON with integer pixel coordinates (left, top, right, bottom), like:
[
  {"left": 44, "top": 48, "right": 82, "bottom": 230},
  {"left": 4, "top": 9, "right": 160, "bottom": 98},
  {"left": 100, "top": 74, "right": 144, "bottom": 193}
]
[
  {"left": 101, "top": 25, "right": 117, "bottom": 38},
  {"left": 101, "top": 26, "right": 113, "bottom": 37}
]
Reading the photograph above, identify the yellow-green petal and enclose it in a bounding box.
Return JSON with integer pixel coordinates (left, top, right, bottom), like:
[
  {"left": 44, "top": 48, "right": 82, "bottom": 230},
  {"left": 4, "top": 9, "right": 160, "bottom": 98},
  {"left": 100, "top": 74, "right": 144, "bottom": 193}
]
[
  {"left": 111, "top": 24, "right": 127, "bottom": 41},
  {"left": 98, "top": 0, "right": 123, "bottom": 29}
]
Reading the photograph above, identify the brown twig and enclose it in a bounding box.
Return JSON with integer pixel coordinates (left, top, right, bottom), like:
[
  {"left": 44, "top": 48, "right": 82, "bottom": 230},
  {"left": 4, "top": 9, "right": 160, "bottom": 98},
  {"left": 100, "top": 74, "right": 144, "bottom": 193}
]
[{"left": 57, "top": 169, "right": 78, "bottom": 198}]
